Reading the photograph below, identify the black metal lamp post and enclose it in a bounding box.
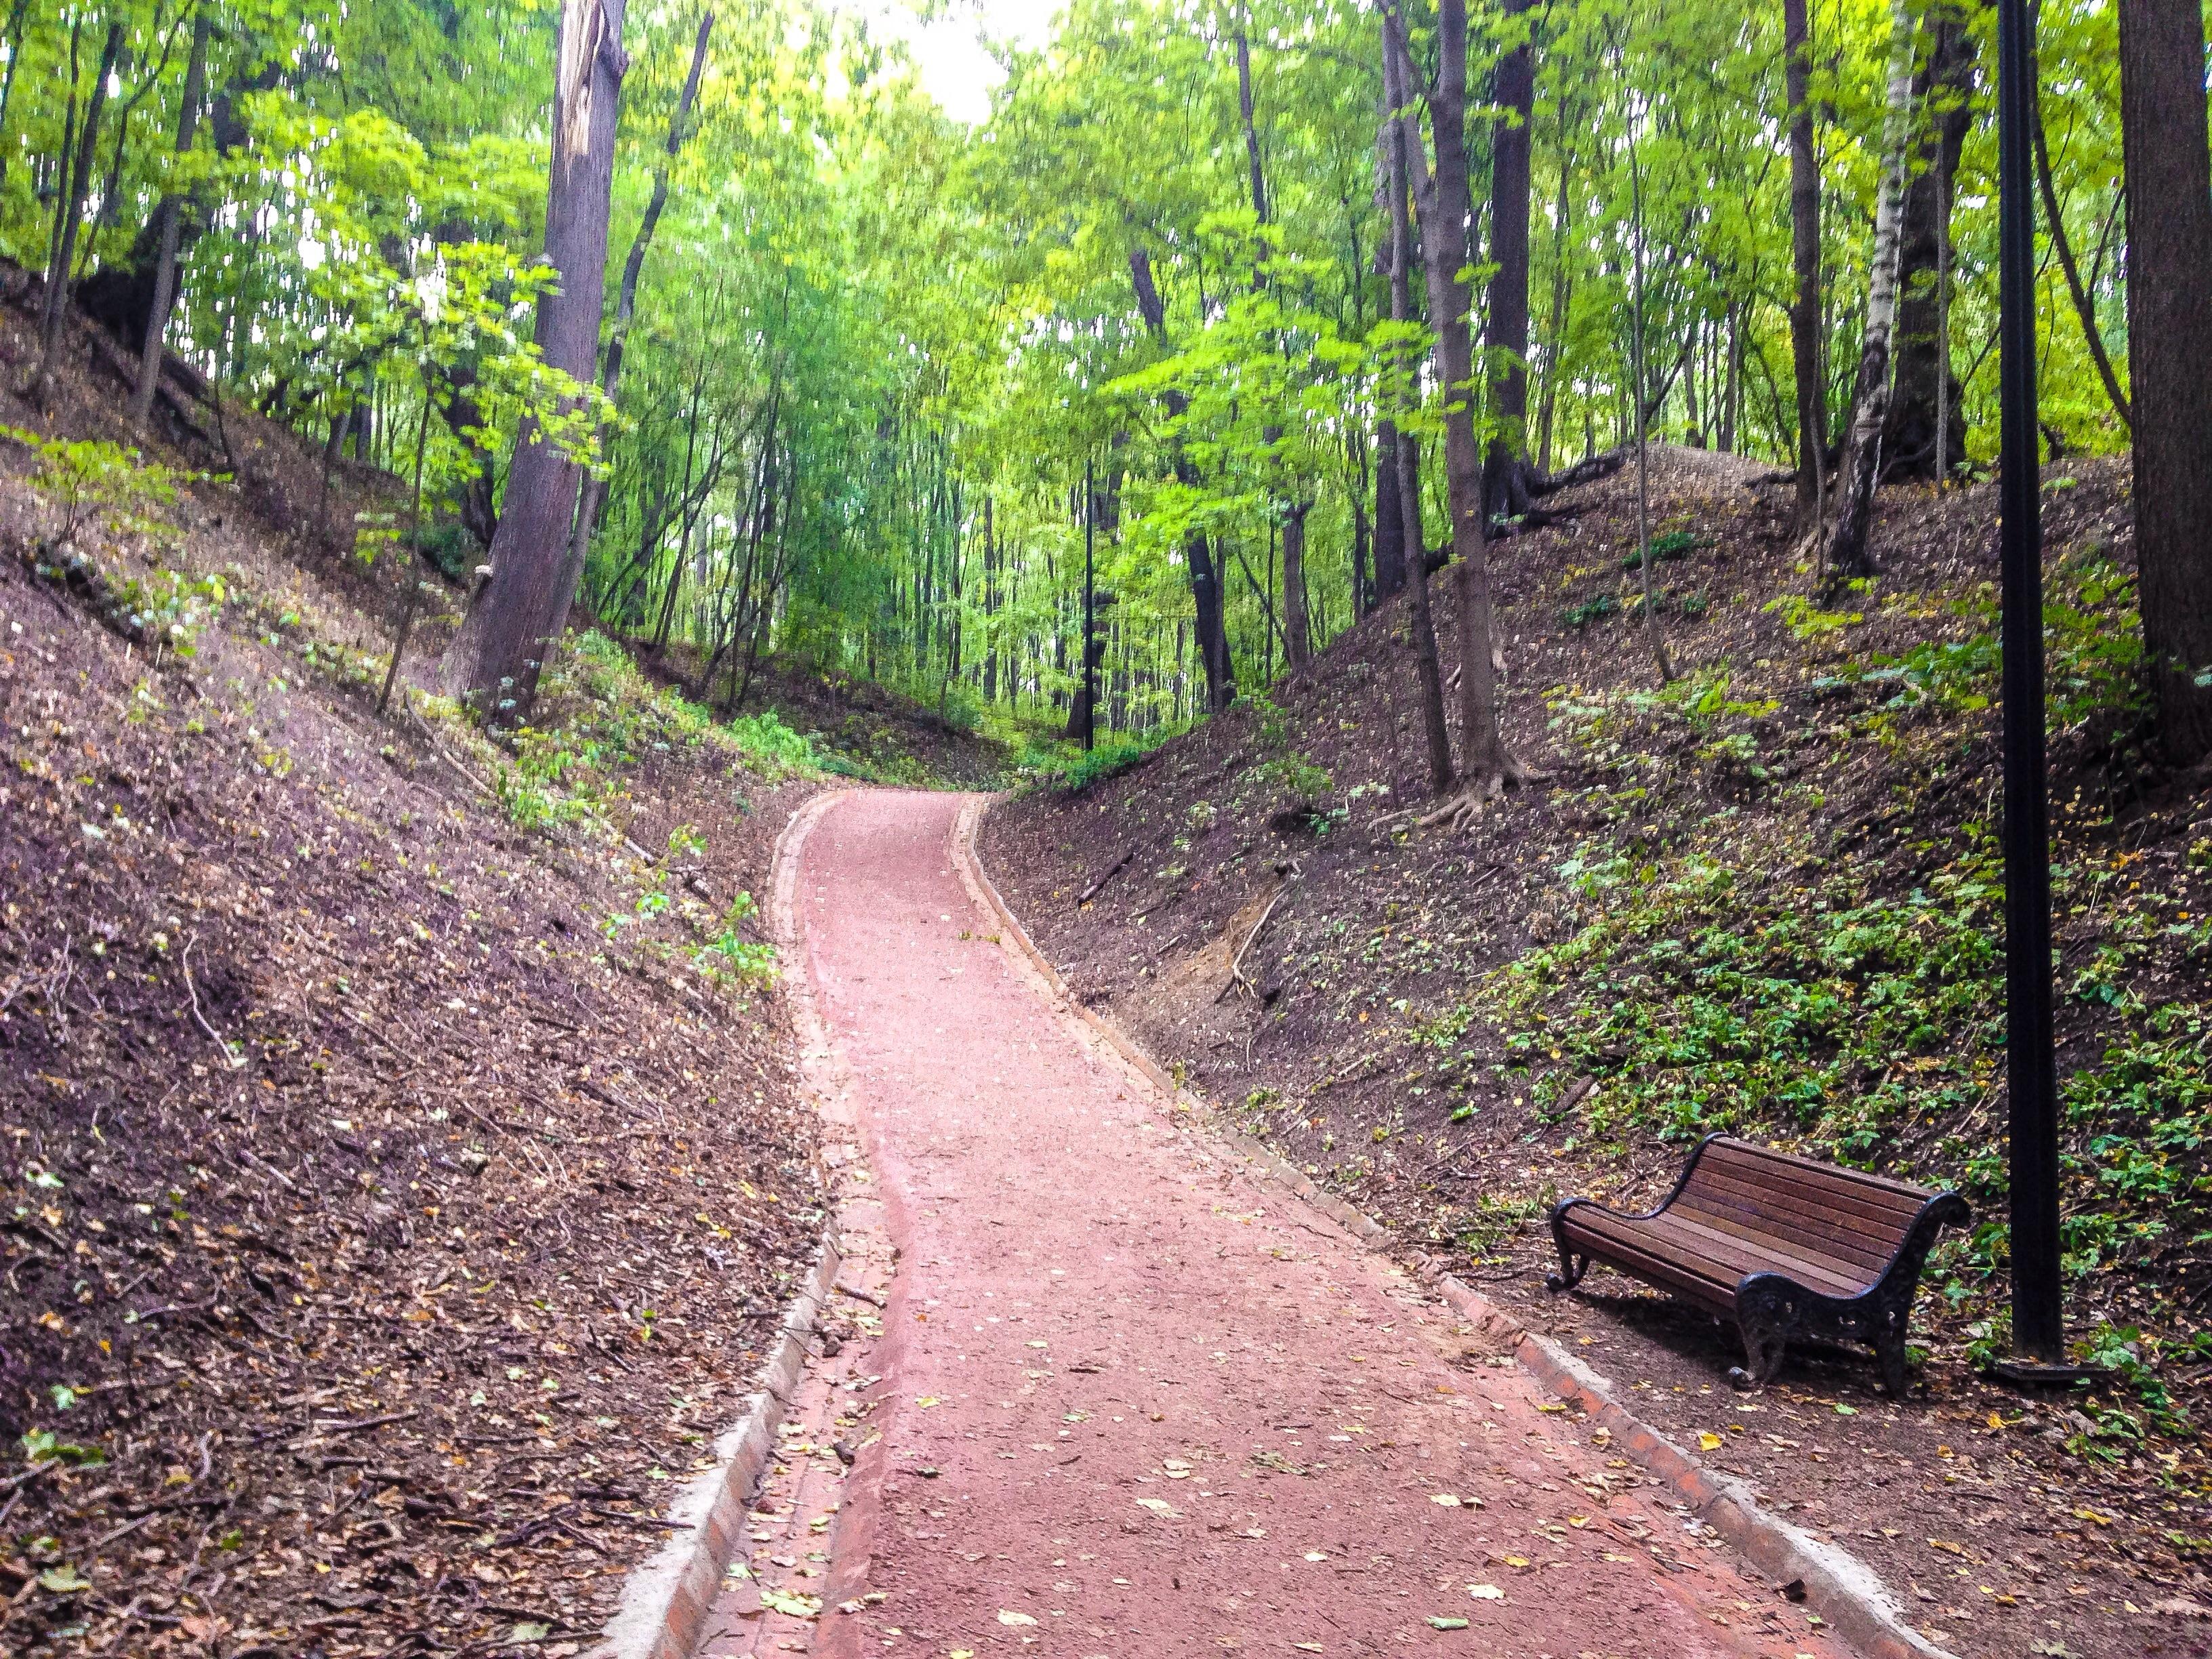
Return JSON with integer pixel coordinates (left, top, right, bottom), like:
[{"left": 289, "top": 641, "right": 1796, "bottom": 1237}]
[{"left": 1992, "top": 0, "right": 2070, "bottom": 1374}]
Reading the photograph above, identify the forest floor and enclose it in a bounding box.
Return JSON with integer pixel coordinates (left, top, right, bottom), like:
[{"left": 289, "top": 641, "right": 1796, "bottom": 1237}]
[
  {"left": 747, "top": 787, "right": 1849, "bottom": 1659},
  {"left": 0, "top": 285, "right": 834, "bottom": 1656},
  {"left": 984, "top": 445, "right": 2212, "bottom": 1659}
]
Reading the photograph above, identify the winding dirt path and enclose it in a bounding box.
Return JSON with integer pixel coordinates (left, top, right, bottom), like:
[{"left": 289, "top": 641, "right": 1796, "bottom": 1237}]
[{"left": 729, "top": 789, "right": 1845, "bottom": 1658}]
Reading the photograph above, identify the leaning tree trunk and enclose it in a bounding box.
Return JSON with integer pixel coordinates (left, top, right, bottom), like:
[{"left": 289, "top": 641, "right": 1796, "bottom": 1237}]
[
  {"left": 1381, "top": 12, "right": 1454, "bottom": 796},
  {"left": 1390, "top": 0, "right": 1521, "bottom": 806},
  {"left": 1824, "top": 0, "right": 1917, "bottom": 581},
  {"left": 2118, "top": 0, "right": 2212, "bottom": 762},
  {"left": 133, "top": 7, "right": 211, "bottom": 431},
  {"left": 36, "top": 22, "right": 125, "bottom": 405},
  {"left": 562, "top": 10, "right": 713, "bottom": 617},
  {"left": 1481, "top": 0, "right": 1538, "bottom": 522},
  {"left": 1881, "top": 1, "right": 1974, "bottom": 480},
  {"left": 438, "top": 0, "right": 630, "bottom": 724},
  {"left": 1783, "top": 0, "right": 1824, "bottom": 535}
]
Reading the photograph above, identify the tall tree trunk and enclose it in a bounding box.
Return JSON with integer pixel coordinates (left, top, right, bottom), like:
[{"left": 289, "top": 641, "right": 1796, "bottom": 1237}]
[
  {"left": 1625, "top": 109, "right": 1674, "bottom": 684},
  {"left": 1389, "top": 1, "right": 1519, "bottom": 798},
  {"left": 35, "top": 22, "right": 125, "bottom": 404},
  {"left": 1481, "top": 0, "right": 1537, "bottom": 520},
  {"left": 2119, "top": 0, "right": 2212, "bottom": 760},
  {"left": 1381, "top": 12, "right": 1454, "bottom": 796},
  {"left": 1882, "top": 4, "right": 1974, "bottom": 478},
  {"left": 0, "top": 0, "right": 32, "bottom": 198},
  {"left": 1349, "top": 428, "right": 1372, "bottom": 618},
  {"left": 1372, "top": 422, "right": 1407, "bottom": 600},
  {"left": 1825, "top": 0, "right": 1917, "bottom": 580},
  {"left": 2032, "top": 34, "right": 2131, "bottom": 430},
  {"left": 1370, "top": 62, "right": 1408, "bottom": 606},
  {"left": 1784, "top": 0, "right": 1825, "bottom": 533},
  {"left": 438, "top": 0, "right": 630, "bottom": 723},
  {"left": 1130, "top": 246, "right": 1235, "bottom": 710},
  {"left": 564, "top": 10, "right": 713, "bottom": 610},
  {"left": 1281, "top": 500, "right": 1312, "bottom": 669},
  {"left": 982, "top": 493, "right": 999, "bottom": 702},
  {"left": 1535, "top": 129, "right": 1574, "bottom": 474},
  {"left": 1235, "top": 22, "right": 1314, "bottom": 659},
  {"left": 134, "top": 7, "right": 211, "bottom": 432}
]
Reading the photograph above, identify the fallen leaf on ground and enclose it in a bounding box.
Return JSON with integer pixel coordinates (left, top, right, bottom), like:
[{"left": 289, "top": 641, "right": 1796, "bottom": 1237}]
[
  {"left": 759, "top": 1588, "right": 821, "bottom": 1618},
  {"left": 1698, "top": 1432, "right": 1724, "bottom": 1451},
  {"left": 1427, "top": 1616, "right": 1470, "bottom": 1630},
  {"left": 1468, "top": 1583, "right": 1506, "bottom": 1601},
  {"left": 997, "top": 1610, "right": 1038, "bottom": 1626}
]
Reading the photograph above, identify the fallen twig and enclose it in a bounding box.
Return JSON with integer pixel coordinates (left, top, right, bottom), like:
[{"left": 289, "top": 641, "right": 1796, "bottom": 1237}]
[
  {"left": 1216, "top": 873, "right": 1296, "bottom": 1004},
  {"left": 1077, "top": 847, "right": 1134, "bottom": 906},
  {"left": 180, "top": 935, "right": 245, "bottom": 1069}
]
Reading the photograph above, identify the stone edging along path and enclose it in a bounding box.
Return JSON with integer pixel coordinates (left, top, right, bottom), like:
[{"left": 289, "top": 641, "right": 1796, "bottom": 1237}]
[
  {"left": 583, "top": 792, "right": 848, "bottom": 1659},
  {"left": 951, "top": 793, "right": 1959, "bottom": 1659}
]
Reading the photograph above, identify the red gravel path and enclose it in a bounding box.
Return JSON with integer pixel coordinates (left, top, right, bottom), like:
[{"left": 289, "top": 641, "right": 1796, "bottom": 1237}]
[{"left": 792, "top": 790, "right": 1845, "bottom": 1659}]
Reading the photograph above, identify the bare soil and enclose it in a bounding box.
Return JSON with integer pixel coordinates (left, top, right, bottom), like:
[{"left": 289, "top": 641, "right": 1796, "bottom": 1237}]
[
  {"left": 983, "top": 446, "right": 2212, "bottom": 1659},
  {"left": 1, "top": 295, "right": 826, "bottom": 1657}
]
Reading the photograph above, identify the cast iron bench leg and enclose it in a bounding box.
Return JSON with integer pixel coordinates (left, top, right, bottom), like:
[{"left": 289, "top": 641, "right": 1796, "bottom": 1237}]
[{"left": 1544, "top": 1218, "right": 1586, "bottom": 1293}]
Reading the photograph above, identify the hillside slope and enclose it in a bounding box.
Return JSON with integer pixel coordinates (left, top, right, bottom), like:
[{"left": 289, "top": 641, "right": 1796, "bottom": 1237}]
[
  {"left": 984, "top": 446, "right": 2212, "bottom": 1658},
  {"left": 0, "top": 295, "right": 830, "bottom": 1656}
]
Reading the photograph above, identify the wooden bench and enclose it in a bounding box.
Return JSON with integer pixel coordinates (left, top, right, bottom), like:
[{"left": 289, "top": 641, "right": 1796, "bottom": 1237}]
[{"left": 1544, "top": 1134, "right": 1969, "bottom": 1393}]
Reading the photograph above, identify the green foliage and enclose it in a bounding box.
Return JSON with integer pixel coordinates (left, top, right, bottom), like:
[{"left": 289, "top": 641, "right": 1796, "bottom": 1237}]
[
  {"left": 1765, "top": 592, "right": 1866, "bottom": 645},
  {"left": 1621, "top": 529, "right": 1696, "bottom": 571},
  {"left": 1561, "top": 593, "right": 1620, "bottom": 630},
  {"left": 113, "top": 569, "right": 228, "bottom": 658},
  {"left": 3, "top": 428, "right": 178, "bottom": 550},
  {"left": 1025, "top": 731, "right": 1169, "bottom": 795},
  {"left": 695, "top": 892, "right": 779, "bottom": 987}
]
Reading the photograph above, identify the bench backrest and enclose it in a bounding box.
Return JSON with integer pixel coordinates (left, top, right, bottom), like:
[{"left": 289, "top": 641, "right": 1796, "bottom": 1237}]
[{"left": 1671, "top": 1136, "right": 1939, "bottom": 1294}]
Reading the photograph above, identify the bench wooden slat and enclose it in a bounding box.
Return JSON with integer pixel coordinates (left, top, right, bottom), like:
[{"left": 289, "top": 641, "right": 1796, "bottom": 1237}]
[
  {"left": 1669, "top": 1187, "right": 1902, "bottom": 1275},
  {"left": 1563, "top": 1206, "right": 1868, "bottom": 1300},
  {"left": 1697, "top": 1138, "right": 1936, "bottom": 1207},
  {"left": 1689, "top": 1151, "right": 1927, "bottom": 1228}
]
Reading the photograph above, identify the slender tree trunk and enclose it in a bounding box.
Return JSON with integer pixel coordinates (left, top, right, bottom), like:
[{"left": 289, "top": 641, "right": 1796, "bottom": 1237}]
[
  {"left": 0, "top": 0, "right": 32, "bottom": 198},
  {"left": 1382, "top": 12, "right": 1454, "bottom": 796},
  {"left": 1536, "top": 131, "right": 1574, "bottom": 474},
  {"left": 1784, "top": 0, "right": 1825, "bottom": 533},
  {"left": 1625, "top": 110, "right": 1673, "bottom": 684},
  {"left": 134, "top": 7, "right": 211, "bottom": 432},
  {"left": 1481, "top": 0, "right": 1537, "bottom": 520},
  {"left": 1883, "top": 3, "right": 1975, "bottom": 477},
  {"left": 439, "top": 0, "right": 630, "bottom": 722},
  {"left": 1130, "top": 246, "right": 1235, "bottom": 710},
  {"left": 1825, "top": 0, "right": 1917, "bottom": 580},
  {"left": 1390, "top": 1, "right": 1517, "bottom": 793},
  {"left": 1349, "top": 428, "right": 1372, "bottom": 618},
  {"left": 36, "top": 22, "right": 125, "bottom": 403},
  {"left": 2118, "top": 0, "right": 2212, "bottom": 760},
  {"left": 1370, "top": 60, "right": 1408, "bottom": 605},
  {"left": 2033, "top": 41, "right": 2131, "bottom": 428},
  {"left": 1281, "top": 500, "right": 1312, "bottom": 669},
  {"left": 564, "top": 9, "right": 713, "bottom": 610}
]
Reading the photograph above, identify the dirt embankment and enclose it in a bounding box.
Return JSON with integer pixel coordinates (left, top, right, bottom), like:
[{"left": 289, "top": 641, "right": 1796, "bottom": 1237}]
[
  {"left": 1, "top": 293, "right": 832, "bottom": 1656},
  {"left": 984, "top": 446, "right": 2212, "bottom": 1659}
]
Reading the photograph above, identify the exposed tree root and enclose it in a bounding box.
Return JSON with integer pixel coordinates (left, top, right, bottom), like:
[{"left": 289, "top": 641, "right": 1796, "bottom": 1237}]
[{"left": 1412, "top": 753, "right": 1551, "bottom": 834}]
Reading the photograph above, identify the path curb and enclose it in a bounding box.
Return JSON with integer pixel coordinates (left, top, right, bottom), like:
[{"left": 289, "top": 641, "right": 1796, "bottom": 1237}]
[
  {"left": 958, "top": 794, "right": 1957, "bottom": 1659},
  {"left": 583, "top": 792, "right": 848, "bottom": 1659}
]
